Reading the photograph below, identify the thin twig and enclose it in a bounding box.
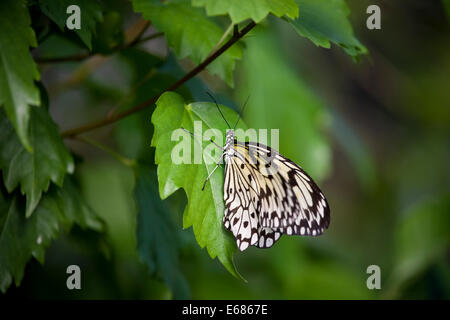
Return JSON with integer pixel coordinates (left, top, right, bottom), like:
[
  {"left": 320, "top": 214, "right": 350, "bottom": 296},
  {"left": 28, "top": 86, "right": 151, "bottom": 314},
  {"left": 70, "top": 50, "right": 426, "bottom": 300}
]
[
  {"left": 208, "top": 23, "right": 234, "bottom": 58},
  {"left": 61, "top": 21, "right": 256, "bottom": 138},
  {"left": 74, "top": 135, "right": 136, "bottom": 167}
]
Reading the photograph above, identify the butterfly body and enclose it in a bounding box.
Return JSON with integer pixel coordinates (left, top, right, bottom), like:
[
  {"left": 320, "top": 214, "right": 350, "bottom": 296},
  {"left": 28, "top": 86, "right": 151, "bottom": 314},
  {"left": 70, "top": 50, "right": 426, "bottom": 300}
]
[
  {"left": 221, "top": 129, "right": 330, "bottom": 251},
  {"left": 224, "top": 129, "right": 236, "bottom": 158}
]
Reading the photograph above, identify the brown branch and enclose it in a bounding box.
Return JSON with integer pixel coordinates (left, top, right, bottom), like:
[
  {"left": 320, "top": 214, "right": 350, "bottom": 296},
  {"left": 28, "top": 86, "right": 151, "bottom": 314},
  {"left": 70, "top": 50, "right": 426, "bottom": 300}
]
[{"left": 61, "top": 21, "right": 256, "bottom": 138}]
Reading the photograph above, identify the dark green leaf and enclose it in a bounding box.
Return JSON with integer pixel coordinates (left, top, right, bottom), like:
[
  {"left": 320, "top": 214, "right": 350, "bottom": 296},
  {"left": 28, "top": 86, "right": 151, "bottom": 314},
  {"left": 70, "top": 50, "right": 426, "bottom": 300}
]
[
  {"left": 192, "top": 0, "right": 299, "bottom": 24},
  {"left": 0, "top": 176, "right": 104, "bottom": 293},
  {"left": 0, "top": 107, "right": 74, "bottom": 217},
  {"left": 34, "top": 33, "right": 86, "bottom": 60},
  {"left": 132, "top": 0, "right": 242, "bottom": 86},
  {"left": 40, "top": 0, "right": 103, "bottom": 50},
  {"left": 0, "top": 0, "right": 40, "bottom": 151},
  {"left": 289, "top": 0, "right": 367, "bottom": 58},
  {"left": 152, "top": 91, "right": 245, "bottom": 278},
  {"left": 92, "top": 11, "right": 124, "bottom": 54},
  {"left": 135, "top": 165, "right": 190, "bottom": 299}
]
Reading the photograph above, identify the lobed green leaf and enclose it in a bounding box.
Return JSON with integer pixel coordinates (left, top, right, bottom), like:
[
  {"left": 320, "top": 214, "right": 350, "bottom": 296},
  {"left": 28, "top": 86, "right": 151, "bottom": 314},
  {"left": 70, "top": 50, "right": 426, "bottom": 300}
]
[
  {"left": 0, "top": 108, "right": 74, "bottom": 217},
  {"left": 0, "top": 176, "right": 104, "bottom": 293},
  {"left": 192, "top": 0, "right": 299, "bottom": 24},
  {"left": 289, "top": 0, "right": 367, "bottom": 58},
  {"left": 40, "top": 0, "right": 103, "bottom": 50},
  {"left": 0, "top": 0, "right": 40, "bottom": 151}
]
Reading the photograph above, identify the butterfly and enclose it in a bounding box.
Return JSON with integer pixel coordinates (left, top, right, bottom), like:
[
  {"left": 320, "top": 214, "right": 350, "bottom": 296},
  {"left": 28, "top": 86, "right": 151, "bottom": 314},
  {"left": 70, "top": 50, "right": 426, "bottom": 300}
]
[{"left": 182, "top": 94, "right": 330, "bottom": 251}]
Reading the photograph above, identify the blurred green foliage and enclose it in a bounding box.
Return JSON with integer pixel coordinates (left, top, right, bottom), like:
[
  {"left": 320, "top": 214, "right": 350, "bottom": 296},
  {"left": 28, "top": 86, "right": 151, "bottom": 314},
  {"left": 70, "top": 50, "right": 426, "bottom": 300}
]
[
  {"left": 0, "top": 0, "right": 449, "bottom": 300},
  {"left": 237, "top": 26, "right": 331, "bottom": 180}
]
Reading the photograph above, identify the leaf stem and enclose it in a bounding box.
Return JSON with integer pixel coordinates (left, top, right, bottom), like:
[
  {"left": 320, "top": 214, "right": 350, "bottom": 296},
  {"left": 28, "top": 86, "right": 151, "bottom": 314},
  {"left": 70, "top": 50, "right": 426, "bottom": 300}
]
[{"left": 61, "top": 21, "right": 256, "bottom": 138}]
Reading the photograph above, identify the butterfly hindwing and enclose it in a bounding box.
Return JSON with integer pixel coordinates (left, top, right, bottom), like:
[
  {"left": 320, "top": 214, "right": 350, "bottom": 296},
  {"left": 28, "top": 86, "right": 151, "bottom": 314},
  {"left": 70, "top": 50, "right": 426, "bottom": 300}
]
[{"left": 255, "top": 227, "right": 282, "bottom": 248}]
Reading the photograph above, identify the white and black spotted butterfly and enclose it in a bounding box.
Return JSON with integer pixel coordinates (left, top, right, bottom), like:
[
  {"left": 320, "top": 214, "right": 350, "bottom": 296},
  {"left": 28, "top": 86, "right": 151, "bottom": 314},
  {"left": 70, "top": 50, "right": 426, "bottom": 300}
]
[{"left": 183, "top": 95, "right": 330, "bottom": 252}]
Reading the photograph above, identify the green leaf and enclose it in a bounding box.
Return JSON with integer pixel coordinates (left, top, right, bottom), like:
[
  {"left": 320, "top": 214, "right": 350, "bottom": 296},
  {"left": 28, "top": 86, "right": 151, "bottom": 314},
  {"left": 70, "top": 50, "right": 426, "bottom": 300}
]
[
  {"left": 132, "top": 0, "right": 242, "bottom": 86},
  {"left": 289, "top": 0, "right": 367, "bottom": 58},
  {"left": 151, "top": 91, "right": 244, "bottom": 279},
  {"left": 40, "top": 0, "right": 103, "bottom": 50},
  {"left": 192, "top": 0, "right": 299, "bottom": 24},
  {"left": 92, "top": 11, "right": 124, "bottom": 54},
  {"left": 0, "top": 176, "right": 104, "bottom": 293},
  {"left": 0, "top": 107, "right": 74, "bottom": 217},
  {"left": 0, "top": 0, "right": 40, "bottom": 151},
  {"left": 135, "top": 165, "right": 190, "bottom": 299},
  {"left": 237, "top": 26, "right": 331, "bottom": 180}
]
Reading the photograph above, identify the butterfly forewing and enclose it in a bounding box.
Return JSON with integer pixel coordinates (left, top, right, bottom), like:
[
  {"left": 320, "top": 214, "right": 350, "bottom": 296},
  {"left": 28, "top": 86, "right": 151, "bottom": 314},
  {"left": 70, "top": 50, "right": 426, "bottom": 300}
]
[{"left": 224, "top": 140, "right": 330, "bottom": 251}]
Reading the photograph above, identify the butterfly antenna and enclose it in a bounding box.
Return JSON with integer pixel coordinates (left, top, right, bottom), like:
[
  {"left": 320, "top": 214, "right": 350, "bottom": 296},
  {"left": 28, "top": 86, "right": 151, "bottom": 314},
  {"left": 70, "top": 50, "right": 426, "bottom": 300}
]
[
  {"left": 206, "top": 92, "right": 231, "bottom": 129},
  {"left": 233, "top": 95, "right": 250, "bottom": 129}
]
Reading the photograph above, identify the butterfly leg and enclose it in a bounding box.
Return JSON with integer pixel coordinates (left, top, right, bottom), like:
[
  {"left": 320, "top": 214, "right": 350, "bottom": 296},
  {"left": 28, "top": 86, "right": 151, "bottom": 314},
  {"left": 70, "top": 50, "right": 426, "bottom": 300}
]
[
  {"left": 202, "top": 153, "right": 225, "bottom": 191},
  {"left": 181, "top": 127, "right": 224, "bottom": 150}
]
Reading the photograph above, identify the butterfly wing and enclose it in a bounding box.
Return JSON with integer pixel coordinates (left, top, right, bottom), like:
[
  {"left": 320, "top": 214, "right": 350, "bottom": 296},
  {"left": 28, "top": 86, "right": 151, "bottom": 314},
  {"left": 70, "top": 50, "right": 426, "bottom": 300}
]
[
  {"left": 223, "top": 153, "right": 260, "bottom": 251},
  {"left": 224, "top": 140, "right": 330, "bottom": 251},
  {"left": 243, "top": 141, "right": 330, "bottom": 236}
]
